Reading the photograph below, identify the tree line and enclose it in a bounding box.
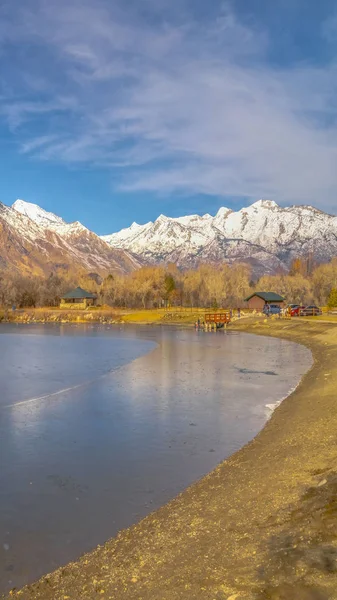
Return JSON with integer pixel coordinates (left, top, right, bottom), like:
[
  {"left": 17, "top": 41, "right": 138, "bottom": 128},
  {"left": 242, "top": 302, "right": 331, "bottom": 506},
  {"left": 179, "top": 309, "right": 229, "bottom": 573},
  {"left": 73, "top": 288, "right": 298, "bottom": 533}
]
[{"left": 1, "top": 257, "right": 337, "bottom": 309}]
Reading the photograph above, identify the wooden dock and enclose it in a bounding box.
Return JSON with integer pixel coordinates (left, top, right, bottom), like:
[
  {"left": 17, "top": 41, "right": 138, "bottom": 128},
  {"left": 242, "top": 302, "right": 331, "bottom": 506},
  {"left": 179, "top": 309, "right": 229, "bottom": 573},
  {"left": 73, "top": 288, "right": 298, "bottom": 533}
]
[{"left": 204, "top": 312, "right": 231, "bottom": 329}]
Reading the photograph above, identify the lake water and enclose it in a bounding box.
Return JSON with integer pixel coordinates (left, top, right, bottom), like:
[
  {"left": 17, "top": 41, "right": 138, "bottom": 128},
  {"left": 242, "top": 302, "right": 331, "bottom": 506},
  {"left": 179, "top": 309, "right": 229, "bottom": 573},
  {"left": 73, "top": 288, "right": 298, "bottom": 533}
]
[{"left": 0, "top": 324, "right": 312, "bottom": 593}]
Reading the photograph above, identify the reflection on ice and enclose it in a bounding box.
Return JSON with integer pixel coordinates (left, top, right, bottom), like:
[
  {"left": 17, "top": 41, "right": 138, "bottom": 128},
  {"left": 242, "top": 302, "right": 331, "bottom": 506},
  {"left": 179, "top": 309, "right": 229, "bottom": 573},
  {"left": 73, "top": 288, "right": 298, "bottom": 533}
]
[{"left": 0, "top": 324, "right": 312, "bottom": 594}]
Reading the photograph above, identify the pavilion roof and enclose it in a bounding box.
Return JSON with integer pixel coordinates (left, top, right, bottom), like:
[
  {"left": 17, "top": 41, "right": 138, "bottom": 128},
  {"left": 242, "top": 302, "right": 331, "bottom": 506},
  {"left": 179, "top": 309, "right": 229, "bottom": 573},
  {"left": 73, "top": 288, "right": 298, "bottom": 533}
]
[{"left": 61, "top": 286, "right": 96, "bottom": 299}]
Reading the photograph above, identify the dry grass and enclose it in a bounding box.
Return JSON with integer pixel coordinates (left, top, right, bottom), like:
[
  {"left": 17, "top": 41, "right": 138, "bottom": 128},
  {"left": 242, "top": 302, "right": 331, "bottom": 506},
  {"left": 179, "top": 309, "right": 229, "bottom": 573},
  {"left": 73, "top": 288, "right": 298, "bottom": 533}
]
[
  {"left": 307, "top": 314, "right": 337, "bottom": 322},
  {"left": 122, "top": 308, "right": 205, "bottom": 324},
  {"left": 121, "top": 309, "right": 166, "bottom": 323},
  {"left": 4, "top": 305, "right": 337, "bottom": 327}
]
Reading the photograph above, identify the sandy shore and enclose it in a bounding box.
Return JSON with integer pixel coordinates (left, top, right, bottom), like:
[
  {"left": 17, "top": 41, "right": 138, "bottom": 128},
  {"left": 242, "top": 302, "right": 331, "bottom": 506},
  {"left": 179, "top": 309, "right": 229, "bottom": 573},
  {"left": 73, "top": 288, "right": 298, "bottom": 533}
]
[{"left": 3, "top": 318, "right": 337, "bottom": 600}]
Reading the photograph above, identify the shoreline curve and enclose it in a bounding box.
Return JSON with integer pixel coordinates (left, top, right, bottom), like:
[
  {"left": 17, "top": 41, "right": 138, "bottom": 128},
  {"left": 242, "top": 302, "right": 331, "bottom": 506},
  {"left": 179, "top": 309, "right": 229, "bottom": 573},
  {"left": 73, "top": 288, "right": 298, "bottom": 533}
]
[{"left": 3, "top": 318, "right": 337, "bottom": 600}]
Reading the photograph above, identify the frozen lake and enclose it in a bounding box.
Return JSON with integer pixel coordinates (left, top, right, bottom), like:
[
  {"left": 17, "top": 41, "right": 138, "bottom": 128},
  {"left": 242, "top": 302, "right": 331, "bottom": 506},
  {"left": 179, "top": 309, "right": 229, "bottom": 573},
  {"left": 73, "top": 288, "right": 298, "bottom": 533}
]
[{"left": 0, "top": 324, "right": 312, "bottom": 593}]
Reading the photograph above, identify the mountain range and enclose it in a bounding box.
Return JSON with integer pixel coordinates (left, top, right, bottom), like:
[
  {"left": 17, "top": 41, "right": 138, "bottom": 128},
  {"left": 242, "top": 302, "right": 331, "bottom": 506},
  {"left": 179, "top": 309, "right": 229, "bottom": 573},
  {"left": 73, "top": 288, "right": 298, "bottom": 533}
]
[
  {"left": 1, "top": 198, "right": 337, "bottom": 278},
  {"left": 0, "top": 200, "right": 139, "bottom": 277},
  {"left": 105, "top": 199, "right": 337, "bottom": 275}
]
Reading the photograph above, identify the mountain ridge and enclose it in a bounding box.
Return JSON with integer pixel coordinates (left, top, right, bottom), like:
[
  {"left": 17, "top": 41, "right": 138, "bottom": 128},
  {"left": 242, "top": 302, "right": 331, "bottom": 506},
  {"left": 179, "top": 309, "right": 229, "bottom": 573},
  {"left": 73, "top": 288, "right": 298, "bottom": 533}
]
[
  {"left": 101, "top": 199, "right": 337, "bottom": 275},
  {"left": 3, "top": 198, "right": 337, "bottom": 277},
  {"left": 0, "top": 200, "right": 140, "bottom": 277}
]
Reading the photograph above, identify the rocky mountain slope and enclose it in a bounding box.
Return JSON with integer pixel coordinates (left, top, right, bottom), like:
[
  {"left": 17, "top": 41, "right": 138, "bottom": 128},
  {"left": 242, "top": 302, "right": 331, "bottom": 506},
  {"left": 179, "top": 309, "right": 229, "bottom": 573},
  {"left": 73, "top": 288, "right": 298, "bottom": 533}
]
[
  {"left": 2, "top": 198, "right": 337, "bottom": 278},
  {"left": 0, "top": 200, "right": 140, "bottom": 276},
  {"left": 102, "top": 200, "right": 337, "bottom": 275}
]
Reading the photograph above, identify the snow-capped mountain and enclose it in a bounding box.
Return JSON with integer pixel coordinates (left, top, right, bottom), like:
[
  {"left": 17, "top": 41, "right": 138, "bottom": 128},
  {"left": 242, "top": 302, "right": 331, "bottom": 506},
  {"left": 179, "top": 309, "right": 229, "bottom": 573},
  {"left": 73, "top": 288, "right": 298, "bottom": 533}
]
[
  {"left": 2, "top": 198, "right": 337, "bottom": 278},
  {"left": 12, "top": 199, "right": 89, "bottom": 238},
  {"left": 0, "top": 200, "right": 140, "bottom": 276},
  {"left": 13, "top": 199, "right": 65, "bottom": 228},
  {"left": 102, "top": 200, "right": 337, "bottom": 275}
]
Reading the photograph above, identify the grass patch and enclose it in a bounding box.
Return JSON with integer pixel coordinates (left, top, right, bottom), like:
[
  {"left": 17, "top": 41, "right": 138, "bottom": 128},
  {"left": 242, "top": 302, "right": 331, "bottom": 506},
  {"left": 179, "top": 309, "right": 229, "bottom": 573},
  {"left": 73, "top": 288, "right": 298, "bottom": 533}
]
[
  {"left": 122, "top": 309, "right": 172, "bottom": 323},
  {"left": 122, "top": 308, "right": 212, "bottom": 324}
]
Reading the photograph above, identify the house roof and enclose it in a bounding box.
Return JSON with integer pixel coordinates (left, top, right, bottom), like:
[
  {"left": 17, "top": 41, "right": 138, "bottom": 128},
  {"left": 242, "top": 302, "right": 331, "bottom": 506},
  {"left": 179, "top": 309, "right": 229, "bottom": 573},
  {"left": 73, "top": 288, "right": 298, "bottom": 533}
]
[
  {"left": 244, "top": 291, "right": 285, "bottom": 302},
  {"left": 62, "top": 286, "right": 96, "bottom": 299}
]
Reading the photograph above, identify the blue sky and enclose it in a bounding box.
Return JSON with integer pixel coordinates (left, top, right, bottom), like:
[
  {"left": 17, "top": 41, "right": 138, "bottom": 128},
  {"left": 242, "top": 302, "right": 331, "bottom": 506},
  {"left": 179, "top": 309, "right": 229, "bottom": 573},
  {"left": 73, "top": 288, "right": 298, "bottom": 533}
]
[{"left": 0, "top": 0, "right": 337, "bottom": 233}]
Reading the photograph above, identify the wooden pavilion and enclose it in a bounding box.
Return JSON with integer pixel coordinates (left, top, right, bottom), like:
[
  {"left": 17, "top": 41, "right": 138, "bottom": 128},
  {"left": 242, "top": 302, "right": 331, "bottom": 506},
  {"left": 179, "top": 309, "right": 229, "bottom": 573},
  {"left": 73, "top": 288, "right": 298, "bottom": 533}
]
[{"left": 60, "top": 287, "right": 97, "bottom": 309}]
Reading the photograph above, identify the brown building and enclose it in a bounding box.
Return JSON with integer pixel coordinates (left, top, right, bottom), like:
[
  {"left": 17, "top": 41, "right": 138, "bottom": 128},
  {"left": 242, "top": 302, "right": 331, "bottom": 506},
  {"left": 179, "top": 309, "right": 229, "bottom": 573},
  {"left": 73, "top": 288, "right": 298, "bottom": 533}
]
[
  {"left": 60, "top": 287, "right": 97, "bottom": 309},
  {"left": 244, "top": 291, "right": 285, "bottom": 311}
]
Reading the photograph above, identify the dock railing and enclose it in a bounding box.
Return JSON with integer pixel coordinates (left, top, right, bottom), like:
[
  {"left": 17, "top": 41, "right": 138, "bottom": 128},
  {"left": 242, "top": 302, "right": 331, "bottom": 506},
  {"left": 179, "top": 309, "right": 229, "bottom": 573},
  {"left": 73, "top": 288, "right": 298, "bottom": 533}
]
[{"left": 204, "top": 312, "right": 231, "bottom": 324}]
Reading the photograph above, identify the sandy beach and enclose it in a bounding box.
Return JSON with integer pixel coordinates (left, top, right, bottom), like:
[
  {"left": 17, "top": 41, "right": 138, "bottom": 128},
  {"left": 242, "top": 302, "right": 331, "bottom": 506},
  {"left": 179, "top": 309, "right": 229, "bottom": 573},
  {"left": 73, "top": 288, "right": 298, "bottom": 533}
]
[{"left": 3, "top": 318, "right": 337, "bottom": 600}]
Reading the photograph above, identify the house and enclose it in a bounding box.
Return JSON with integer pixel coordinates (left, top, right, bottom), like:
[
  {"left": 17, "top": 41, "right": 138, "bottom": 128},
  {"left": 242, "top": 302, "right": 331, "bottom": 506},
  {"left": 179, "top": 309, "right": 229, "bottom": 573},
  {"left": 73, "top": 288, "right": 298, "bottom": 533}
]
[
  {"left": 244, "top": 291, "right": 285, "bottom": 311},
  {"left": 60, "top": 287, "right": 97, "bottom": 309}
]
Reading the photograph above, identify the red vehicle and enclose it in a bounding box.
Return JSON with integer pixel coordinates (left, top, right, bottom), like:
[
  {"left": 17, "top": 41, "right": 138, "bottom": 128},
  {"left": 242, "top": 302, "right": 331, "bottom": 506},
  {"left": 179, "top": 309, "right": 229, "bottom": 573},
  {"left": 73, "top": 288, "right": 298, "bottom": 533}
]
[
  {"left": 287, "top": 304, "right": 305, "bottom": 316},
  {"left": 299, "top": 305, "right": 322, "bottom": 316}
]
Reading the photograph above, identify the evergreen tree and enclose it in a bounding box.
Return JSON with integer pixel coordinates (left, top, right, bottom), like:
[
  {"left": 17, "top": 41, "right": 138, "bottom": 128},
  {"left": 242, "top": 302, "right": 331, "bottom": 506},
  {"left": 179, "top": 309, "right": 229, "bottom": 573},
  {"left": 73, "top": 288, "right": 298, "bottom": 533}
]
[{"left": 327, "top": 288, "right": 337, "bottom": 309}]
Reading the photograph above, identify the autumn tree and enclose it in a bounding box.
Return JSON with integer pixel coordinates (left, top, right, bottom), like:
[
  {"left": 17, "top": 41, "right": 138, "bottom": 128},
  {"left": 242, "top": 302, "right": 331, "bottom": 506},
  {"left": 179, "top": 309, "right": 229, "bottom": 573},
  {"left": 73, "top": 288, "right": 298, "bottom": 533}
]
[
  {"left": 2, "top": 254, "right": 337, "bottom": 310},
  {"left": 311, "top": 262, "right": 337, "bottom": 306}
]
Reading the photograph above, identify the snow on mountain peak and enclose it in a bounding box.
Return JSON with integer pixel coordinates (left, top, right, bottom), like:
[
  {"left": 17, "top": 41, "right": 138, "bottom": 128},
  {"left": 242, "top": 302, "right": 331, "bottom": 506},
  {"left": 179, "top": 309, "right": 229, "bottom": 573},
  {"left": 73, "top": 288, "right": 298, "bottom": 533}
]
[
  {"left": 12, "top": 199, "right": 90, "bottom": 237},
  {"left": 101, "top": 199, "right": 337, "bottom": 275},
  {"left": 156, "top": 214, "right": 169, "bottom": 223},
  {"left": 250, "top": 199, "right": 278, "bottom": 209},
  {"left": 13, "top": 199, "right": 65, "bottom": 226},
  {"left": 215, "top": 206, "right": 231, "bottom": 217},
  {"left": 6, "top": 197, "right": 337, "bottom": 278},
  {"left": 0, "top": 199, "right": 140, "bottom": 276}
]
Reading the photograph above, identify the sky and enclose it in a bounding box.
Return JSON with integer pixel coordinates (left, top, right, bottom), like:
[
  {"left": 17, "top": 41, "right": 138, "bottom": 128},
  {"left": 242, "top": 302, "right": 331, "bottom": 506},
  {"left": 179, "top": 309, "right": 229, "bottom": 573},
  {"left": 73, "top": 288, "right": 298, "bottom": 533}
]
[{"left": 0, "top": 0, "right": 337, "bottom": 233}]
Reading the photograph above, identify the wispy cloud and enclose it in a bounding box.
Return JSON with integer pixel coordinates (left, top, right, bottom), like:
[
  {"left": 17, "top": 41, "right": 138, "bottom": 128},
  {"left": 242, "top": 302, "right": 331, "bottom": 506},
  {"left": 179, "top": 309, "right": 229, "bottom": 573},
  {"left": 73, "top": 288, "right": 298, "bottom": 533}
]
[
  {"left": 20, "top": 134, "right": 61, "bottom": 154},
  {"left": 0, "top": 0, "right": 337, "bottom": 207},
  {"left": 1, "top": 97, "right": 77, "bottom": 130}
]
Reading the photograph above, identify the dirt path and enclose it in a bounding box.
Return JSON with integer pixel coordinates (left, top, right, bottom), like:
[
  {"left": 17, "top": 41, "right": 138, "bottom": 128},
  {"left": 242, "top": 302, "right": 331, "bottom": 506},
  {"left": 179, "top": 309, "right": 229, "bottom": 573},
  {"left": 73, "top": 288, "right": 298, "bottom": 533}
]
[{"left": 4, "top": 319, "right": 337, "bottom": 600}]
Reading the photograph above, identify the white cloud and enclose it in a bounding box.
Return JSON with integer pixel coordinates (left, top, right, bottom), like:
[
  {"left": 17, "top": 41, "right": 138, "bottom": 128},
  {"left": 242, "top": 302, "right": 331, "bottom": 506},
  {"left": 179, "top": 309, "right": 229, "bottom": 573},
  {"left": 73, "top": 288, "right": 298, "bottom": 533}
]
[
  {"left": 0, "top": 0, "right": 337, "bottom": 208},
  {"left": 20, "top": 134, "right": 61, "bottom": 154},
  {"left": 1, "top": 97, "right": 77, "bottom": 130}
]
